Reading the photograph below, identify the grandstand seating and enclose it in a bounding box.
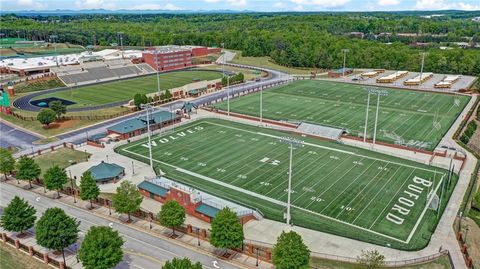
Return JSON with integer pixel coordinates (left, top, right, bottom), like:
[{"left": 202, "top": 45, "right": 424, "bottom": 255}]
[
  {"left": 297, "top": 122, "right": 345, "bottom": 140},
  {"left": 54, "top": 62, "right": 155, "bottom": 86}
]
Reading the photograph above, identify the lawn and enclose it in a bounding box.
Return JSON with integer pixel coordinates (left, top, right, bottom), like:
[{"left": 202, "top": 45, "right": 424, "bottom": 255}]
[
  {"left": 211, "top": 80, "right": 470, "bottom": 151},
  {"left": 117, "top": 118, "right": 457, "bottom": 250},
  {"left": 0, "top": 244, "right": 52, "bottom": 269},
  {"left": 14, "top": 78, "right": 65, "bottom": 94},
  {"left": 229, "top": 50, "right": 322, "bottom": 75},
  {"left": 32, "top": 70, "right": 222, "bottom": 108},
  {"left": 34, "top": 147, "right": 91, "bottom": 177},
  {"left": 310, "top": 254, "right": 452, "bottom": 269}
]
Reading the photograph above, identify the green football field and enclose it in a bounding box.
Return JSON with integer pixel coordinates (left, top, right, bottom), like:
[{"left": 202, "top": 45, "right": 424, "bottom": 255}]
[
  {"left": 117, "top": 118, "right": 457, "bottom": 250},
  {"left": 211, "top": 80, "right": 470, "bottom": 151},
  {"left": 33, "top": 70, "right": 222, "bottom": 108}
]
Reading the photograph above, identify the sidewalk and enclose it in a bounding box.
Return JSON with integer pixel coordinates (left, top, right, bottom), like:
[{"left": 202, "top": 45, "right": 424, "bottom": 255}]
[{"left": 4, "top": 180, "right": 273, "bottom": 269}]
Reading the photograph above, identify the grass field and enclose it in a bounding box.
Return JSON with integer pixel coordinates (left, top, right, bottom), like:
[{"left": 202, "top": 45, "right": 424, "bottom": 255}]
[
  {"left": 211, "top": 80, "right": 470, "bottom": 150},
  {"left": 117, "top": 118, "right": 458, "bottom": 250},
  {"left": 229, "top": 50, "right": 321, "bottom": 75},
  {"left": 0, "top": 244, "right": 52, "bottom": 269},
  {"left": 32, "top": 70, "right": 222, "bottom": 108}
]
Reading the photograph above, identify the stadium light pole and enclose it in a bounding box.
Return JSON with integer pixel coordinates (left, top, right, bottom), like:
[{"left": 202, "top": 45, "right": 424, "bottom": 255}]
[
  {"left": 419, "top": 52, "right": 427, "bottom": 86},
  {"left": 117, "top": 32, "right": 124, "bottom": 59},
  {"left": 141, "top": 104, "right": 154, "bottom": 168},
  {"left": 371, "top": 89, "right": 388, "bottom": 146},
  {"left": 279, "top": 137, "right": 304, "bottom": 226},
  {"left": 341, "top": 49, "right": 349, "bottom": 77},
  {"left": 155, "top": 49, "right": 161, "bottom": 96},
  {"left": 50, "top": 35, "right": 58, "bottom": 66},
  {"left": 363, "top": 89, "right": 371, "bottom": 142}
]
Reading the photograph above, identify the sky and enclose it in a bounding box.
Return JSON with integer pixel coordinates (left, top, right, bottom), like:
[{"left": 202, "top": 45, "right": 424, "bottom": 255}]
[{"left": 1, "top": 0, "right": 479, "bottom": 12}]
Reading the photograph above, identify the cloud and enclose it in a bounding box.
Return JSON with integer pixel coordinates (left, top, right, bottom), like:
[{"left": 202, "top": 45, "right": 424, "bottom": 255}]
[
  {"left": 131, "top": 3, "right": 183, "bottom": 10},
  {"left": 415, "top": 0, "right": 480, "bottom": 10},
  {"left": 18, "top": 0, "right": 46, "bottom": 9},
  {"left": 377, "top": 0, "right": 400, "bottom": 6},
  {"left": 204, "top": 0, "right": 247, "bottom": 6},
  {"left": 290, "top": 0, "right": 350, "bottom": 8},
  {"left": 273, "top": 2, "right": 287, "bottom": 8},
  {"left": 74, "top": 0, "right": 116, "bottom": 9}
]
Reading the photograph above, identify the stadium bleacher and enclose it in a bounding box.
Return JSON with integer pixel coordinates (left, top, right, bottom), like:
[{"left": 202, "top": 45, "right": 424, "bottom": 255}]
[
  {"left": 52, "top": 60, "right": 155, "bottom": 86},
  {"left": 297, "top": 122, "right": 345, "bottom": 140}
]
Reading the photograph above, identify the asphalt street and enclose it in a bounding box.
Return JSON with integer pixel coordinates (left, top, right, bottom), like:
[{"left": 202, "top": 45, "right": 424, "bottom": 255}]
[
  {"left": 0, "top": 120, "right": 40, "bottom": 150},
  {"left": 0, "top": 183, "right": 243, "bottom": 269}
]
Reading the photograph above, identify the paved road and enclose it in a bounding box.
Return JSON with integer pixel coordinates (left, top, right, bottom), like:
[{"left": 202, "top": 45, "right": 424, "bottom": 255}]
[
  {"left": 0, "top": 120, "right": 40, "bottom": 150},
  {"left": 0, "top": 183, "right": 242, "bottom": 269}
]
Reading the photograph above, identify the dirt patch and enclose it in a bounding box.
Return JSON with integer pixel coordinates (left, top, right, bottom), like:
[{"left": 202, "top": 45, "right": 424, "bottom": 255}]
[
  {"left": 42, "top": 119, "right": 80, "bottom": 130},
  {"left": 465, "top": 218, "right": 480, "bottom": 269}
]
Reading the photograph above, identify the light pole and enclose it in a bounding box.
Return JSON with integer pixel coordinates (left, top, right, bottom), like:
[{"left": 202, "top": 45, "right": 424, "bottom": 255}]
[
  {"left": 419, "top": 52, "right": 427, "bottom": 86},
  {"left": 155, "top": 49, "right": 161, "bottom": 96},
  {"left": 131, "top": 161, "right": 135, "bottom": 174},
  {"left": 50, "top": 35, "right": 58, "bottom": 65},
  {"left": 196, "top": 228, "right": 200, "bottom": 246},
  {"left": 372, "top": 89, "right": 388, "bottom": 146},
  {"left": 69, "top": 170, "right": 76, "bottom": 203},
  {"left": 141, "top": 104, "right": 154, "bottom": 168},
  {"left": 279, "top": 137, "right": 304, "bottom": 225},
  {"left": 464, "top": 225, "right": 469, "bottom": 243},
  {"left": 117, "top": 32, "right": 124, "bottom": 59},
  {"left": 256, "top": 247, "right": 259, "bottom": 267},
  {"left": 363, "top": 89, "right": 371, "bottom": 142},
  {"left": 341, "top": 49, "right": 349, "bottom": 77}
]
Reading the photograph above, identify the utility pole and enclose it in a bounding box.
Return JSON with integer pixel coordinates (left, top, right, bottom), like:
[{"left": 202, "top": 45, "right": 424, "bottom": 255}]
[
  {"left": 341, "top": 49, "right": 349, "bottom": 77},
  {"left": 279, "top": 137, "right": 304, "bottom": 225},
  {"left": 141, "top": 104, "right": 154, "bottom": 168}
]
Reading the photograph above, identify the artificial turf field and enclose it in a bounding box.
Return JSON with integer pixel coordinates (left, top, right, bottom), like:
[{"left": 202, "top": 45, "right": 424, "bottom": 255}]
[
  {"left": 117, "top": 118, "right": 458, "bottom": 250},
  {"left": 33, "top": 70, "right": 222, "bottom": 108},
  {"left": 211, "top": 80, "right": 470, "bottom": 151}
]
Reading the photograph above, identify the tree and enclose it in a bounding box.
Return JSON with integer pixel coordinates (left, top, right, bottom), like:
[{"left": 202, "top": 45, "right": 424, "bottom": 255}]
[
  {"left": 48, "top": 100, "right": 67, "bottom": 119},
  {"left": 16, "top": 156, "right": 41, "bottom": 188},
  {"left": 79, "top": 226, "right": 124, "bottom": 269},
  {"left": 164, "top": 89, "right": 172, "bottom": 100},
  {"left": 37, "top": 108, "right": 56, "bottom": 126},
  {"left": 36, "top": 207, "right": 79, "bottom": 265},
  {"left": 133, "top": 93, "right": 148, "bottom": 109},
  {"left": 209, "top": 207, "right": 244, "bottom": 250},
  {"left": 43, "top": 165, "right": 68, "bottom": 198},
  {"left": 158, "top": 200, "right": 185, "bottom": 236},
  {"left": 0, "top": 196, "right": 36, "bottom": 235},
  {"left": 0, "top": 148, "right": 15, "bottom": 180},
  {"left": 272, "top": 231, "right": 310, "bottom": 269},
  {"left": 356, "top": 249, "right": 386, "bottom": 269},
  {"left": 79, "top": 171, "right": 100, "bottom": 209},
  {"left": 162, "top": 257, "right": 202, "bottom": 269},
  {"left": 112, "top": 181, "right": 143, "bottom": 222}
]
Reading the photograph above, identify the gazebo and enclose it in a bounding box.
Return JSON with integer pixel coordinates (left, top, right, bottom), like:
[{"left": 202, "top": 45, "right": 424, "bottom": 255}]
[{"left": 87, "top": 161, "right": 125, "bottom": 184}]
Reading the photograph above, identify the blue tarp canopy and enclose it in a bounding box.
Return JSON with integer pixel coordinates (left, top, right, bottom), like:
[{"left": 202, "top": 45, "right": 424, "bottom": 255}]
[
  {"left": 195, "top": 203, "right": 220, "bottom": 218},
  {"left": 138, "top": 181, "right": 169, "bottom": 197}
]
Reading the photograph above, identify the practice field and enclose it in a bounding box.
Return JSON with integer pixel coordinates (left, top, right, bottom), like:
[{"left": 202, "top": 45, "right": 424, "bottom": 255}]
[
  {"left": 32, "top": 70, "right": 222, "bottom": 108},
  {"left": 211, "top": 80, "right": 470, "bottom": 150},
  {"left": 117, "top": 118, "right": 457, "bottom": 250}
]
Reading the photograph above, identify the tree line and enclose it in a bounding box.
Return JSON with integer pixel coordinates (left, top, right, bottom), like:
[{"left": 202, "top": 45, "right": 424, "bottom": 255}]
[{"left": 1, "top": 13, "right": 479, "bottom": 76}]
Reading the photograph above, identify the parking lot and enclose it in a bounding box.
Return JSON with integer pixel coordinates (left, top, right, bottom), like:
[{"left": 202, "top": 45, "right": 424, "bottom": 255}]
[{"left": 321, "top": 69, "right": 477, "bottom": 93}]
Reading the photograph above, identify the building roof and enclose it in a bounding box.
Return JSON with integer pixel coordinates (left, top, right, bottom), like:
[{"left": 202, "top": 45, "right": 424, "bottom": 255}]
[
  {"left": 87, "top": 161, "right": 124, "bottom": 182},
  {"left": 195, "top": 203, "right": 221, "bottom": 218},
  {"left": 138, "top": 181, "right": 169, "bottom": 197},
  {"left": 108, "top": 111, "right": 180, "bottom": 135}
]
